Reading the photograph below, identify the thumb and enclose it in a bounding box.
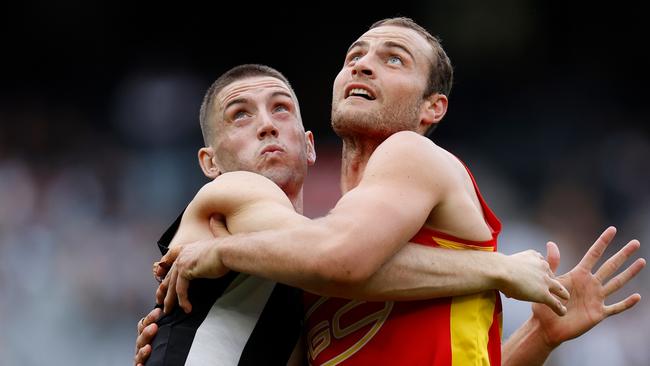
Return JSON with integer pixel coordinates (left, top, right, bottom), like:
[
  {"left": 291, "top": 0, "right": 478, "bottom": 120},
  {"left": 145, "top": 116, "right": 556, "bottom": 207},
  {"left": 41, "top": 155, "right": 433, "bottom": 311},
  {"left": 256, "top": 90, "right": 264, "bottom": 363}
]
[{"left": 546, "top": 241, "right": 561, "bottom": 273}]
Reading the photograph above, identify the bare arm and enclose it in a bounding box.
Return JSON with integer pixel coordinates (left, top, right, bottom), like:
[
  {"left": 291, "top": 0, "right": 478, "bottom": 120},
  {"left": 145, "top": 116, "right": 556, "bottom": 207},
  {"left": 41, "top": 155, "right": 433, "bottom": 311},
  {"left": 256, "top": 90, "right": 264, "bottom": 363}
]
[
  {"left": 161, "top": 132, "right": 447, "bottom": 299},
  {"left": 165, "top": 211, "right": 566, "bottom": 308},
  {"left": 339, "top": 244, "right": 564, "bottom": 305},
  {"left": 213, "top": 132, "right": 448, "bottom": 286},
  {"left": 162, "top": 132, "right": 566, "bottom": 311}
]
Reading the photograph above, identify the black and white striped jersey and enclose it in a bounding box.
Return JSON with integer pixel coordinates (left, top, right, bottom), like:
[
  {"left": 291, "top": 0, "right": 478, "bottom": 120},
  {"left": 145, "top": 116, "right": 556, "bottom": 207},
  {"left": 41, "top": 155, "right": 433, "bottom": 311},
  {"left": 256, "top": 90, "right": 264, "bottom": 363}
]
[{"left": 147, "top": 212, "right": 303, "bottom": 366}]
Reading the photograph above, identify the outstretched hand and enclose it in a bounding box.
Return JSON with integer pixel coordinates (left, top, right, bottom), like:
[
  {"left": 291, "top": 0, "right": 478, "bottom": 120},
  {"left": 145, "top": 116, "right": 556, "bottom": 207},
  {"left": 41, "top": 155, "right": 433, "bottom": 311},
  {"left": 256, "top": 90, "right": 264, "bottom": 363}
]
[{"left": 532, "top": 226, "right": 645, "bottom": 348}]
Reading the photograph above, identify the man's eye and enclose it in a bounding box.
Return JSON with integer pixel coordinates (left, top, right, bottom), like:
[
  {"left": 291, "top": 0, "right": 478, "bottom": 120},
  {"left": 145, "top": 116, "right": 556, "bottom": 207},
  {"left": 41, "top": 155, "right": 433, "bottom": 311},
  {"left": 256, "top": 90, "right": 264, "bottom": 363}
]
[
  {"left": 347, "top": 54, "right": 361, "bottom": 63},
  {"left": 387, "top": 56, "right": 403, "bottom": 65},
  {"left": 234, "top": 111, "right": 249, "bottom": 120},
  {"left": 274, "top": 105, "right": 289, "bottom": 113}
]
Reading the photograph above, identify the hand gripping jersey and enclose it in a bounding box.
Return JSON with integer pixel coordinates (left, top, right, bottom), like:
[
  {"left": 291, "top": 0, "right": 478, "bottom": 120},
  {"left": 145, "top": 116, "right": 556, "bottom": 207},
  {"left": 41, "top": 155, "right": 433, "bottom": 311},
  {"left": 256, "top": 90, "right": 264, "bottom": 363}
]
[
  {"left": 303, "top": 163, "right": 502, "bottom": 366},
  {"left": 147, "top": 212, "right": 303, "bottom": 366}
]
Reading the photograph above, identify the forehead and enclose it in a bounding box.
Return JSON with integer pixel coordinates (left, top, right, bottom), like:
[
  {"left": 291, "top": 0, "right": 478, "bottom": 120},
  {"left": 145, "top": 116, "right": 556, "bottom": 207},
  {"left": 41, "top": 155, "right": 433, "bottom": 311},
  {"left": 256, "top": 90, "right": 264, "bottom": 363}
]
[
  {"left": 355, "top": 25, "right": 434, "bottom": 63},
  {"left": 216, "top": 76, "right": 295, "bottom": 111}
]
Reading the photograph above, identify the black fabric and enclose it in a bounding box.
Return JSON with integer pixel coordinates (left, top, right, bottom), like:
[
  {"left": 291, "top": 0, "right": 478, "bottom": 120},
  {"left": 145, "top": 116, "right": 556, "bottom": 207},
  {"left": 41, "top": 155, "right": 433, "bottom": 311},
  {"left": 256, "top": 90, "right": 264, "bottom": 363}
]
[
  {"left": 238, "top": 284, "right": 304, "bottom": 366},
  {"left": 157, "top": 209, "right": 185, "bottom": 255},
  {"left": 147, "top": 275, "right": 240, "bottom": 366},
  {"left": 148, "top": 209, "right": 242, "bottom": 366}
]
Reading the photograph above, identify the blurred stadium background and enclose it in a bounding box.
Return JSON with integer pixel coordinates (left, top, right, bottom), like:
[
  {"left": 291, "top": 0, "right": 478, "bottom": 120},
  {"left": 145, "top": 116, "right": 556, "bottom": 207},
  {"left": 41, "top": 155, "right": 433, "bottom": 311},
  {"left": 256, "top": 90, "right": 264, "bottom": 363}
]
[{"left": 1, "top": 1, "right": 648, "bottom": 365}]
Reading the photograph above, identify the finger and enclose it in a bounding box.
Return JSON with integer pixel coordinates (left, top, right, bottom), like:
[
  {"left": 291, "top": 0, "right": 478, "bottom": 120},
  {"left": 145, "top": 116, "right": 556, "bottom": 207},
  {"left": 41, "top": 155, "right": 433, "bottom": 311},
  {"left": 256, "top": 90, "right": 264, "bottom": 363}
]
[
  {"left": 135, "top": 308, "right": 160, "bottom": 334},
  {"left": 155, "top": 261, "right": 170, "bottom": 279},
  {"left": 137, "top": 317, "right": 145, "bottom": 334},
  {"left": 145, "top": 307, "right": 163, "bottom": 326},
  {"left": 154, "top": 261, "right": 169, "bottom": 282},
  {"left": 578, "top": 226, "right": 617, "bottom": 271},
  {"left": 543, "top": 291, "right": 567, "bottom": 316},
  {"left": 136, "top": 308, "right": 161, "bottom": 334},
  {"left": 156, "top": 277, "right": 170, "bottom": 306},
  {"left": 164, "top": 267, "right": 178, "bottom": 314},
  {"left": 209, "top": 214, "right": 231, "bottom": 237},
  {"left": 177, "top": 275, "right": 192, "bottom": 313},
  {"left": 546, "top": 241, "right": 561, "bottom": 274},
  {"left": 160, "top": 246, "right": 181, "bottom": 268},
  {"left": 134, "top": 344, "right": 151, "bottom": 365},
  {"left": 603, "top": 258, "right": 646, "bottom": 296},
  {"left": 136, "top": 323, "right": 158, "bottom": 349},
  {"left": 595, "top": 239, "right": 641, "bottom": 282},
  {"left": 548, "top": 277, "right": 570, "bottom": 301},
  {"left": 604, "top": 293, "right": 642, "bottom": 317}
]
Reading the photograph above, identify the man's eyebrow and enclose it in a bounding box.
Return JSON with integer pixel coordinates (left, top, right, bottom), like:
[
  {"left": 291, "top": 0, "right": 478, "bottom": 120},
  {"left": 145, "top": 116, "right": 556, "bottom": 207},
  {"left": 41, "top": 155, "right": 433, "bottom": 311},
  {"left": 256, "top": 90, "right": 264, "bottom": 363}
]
[
  {"left": 224, "top": 97, "right": 248, "bottom": 111},
  {"left": 383, "top": 41, "right": 416, "bottom": 62},
  {"left": 270, "top": 90, "right": 293, "bottom": 100},
  {"left": 346, "top": 40, "right": 368, "bottom": 54}
]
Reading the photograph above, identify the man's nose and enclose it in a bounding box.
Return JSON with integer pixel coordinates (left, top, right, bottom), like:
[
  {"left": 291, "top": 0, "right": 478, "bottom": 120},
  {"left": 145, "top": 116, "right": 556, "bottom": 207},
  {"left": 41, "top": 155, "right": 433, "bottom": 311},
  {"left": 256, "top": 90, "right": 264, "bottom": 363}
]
[
  {"left": 257, "top": 113, "right": 279, "bottom": 139},
  {"left": 351, "top": 55, "right": 374, "bottom": 78}
]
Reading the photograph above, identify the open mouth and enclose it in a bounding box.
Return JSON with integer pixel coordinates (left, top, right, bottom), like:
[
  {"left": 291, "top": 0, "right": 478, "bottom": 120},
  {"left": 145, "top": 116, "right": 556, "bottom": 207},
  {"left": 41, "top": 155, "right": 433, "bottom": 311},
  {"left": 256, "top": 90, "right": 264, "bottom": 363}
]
[{"left": 346, "top": 87, "right": 376, "bottom": 100}]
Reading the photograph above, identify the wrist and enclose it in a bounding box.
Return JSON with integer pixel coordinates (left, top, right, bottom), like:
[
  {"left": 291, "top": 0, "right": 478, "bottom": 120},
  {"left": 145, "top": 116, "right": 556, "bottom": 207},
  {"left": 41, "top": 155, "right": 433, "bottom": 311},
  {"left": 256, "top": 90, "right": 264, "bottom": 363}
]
[
  {"left": 503, "top": 316, "right": 556, "bottom": 366},
  {"left": 525, "top": 315, "right": 558, "bottom": 352},
  {"left": 212, "top": 238, "right": 227, "bottom": 267},
  {"left": 493, "top": 252, "right": 512, "bottom": 293}
]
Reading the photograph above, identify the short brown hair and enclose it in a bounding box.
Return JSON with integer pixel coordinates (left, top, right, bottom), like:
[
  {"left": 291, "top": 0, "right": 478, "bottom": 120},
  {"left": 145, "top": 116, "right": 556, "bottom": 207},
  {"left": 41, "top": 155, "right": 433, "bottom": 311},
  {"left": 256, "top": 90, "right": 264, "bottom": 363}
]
[{"left": 199, "top": 64, "right": 296, "bottom": 146}]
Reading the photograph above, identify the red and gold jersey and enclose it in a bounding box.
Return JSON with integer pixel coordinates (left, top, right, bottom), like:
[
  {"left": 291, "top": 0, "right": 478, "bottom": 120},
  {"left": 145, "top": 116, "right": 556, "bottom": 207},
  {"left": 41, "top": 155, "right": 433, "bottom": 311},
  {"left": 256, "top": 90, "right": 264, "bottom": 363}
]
[{"left": 303, "top": 164, "right": 503, "bottom": 366}]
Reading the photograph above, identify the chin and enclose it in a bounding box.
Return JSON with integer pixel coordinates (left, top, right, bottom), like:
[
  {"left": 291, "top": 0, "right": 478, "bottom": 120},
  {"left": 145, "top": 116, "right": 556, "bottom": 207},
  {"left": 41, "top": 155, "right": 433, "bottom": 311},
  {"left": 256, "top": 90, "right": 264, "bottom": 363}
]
[
  {"left": 333, "top": 103, "right": 421, "bottom": 139},
  {"left": 332, "top": 116, "right": 394, "bottom": 140},
  {"left": 259, "top": 168, "right": 292, "bottom": 187}
]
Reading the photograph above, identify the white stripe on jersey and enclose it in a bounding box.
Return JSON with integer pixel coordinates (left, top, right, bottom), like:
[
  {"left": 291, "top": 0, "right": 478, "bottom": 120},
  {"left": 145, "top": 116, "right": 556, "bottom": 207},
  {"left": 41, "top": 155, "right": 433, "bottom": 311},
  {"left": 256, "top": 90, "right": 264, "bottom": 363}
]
[{"left": 184, "top": 274, "right": 276, "bottom": 365}]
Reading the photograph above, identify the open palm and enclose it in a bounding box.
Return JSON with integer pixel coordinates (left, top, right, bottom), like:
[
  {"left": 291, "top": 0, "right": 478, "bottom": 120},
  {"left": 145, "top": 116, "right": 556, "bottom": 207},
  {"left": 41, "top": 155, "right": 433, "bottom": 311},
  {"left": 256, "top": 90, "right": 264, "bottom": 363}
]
[{"left": 532, "top": 227, "right": 645, "bottom": 348}]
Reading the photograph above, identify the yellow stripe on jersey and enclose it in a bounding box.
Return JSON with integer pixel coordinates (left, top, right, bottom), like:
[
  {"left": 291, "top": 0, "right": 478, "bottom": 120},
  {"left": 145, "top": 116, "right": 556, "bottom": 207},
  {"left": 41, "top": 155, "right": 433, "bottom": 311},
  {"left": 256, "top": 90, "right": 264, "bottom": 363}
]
[
  {"left": 433, "top": 237, "right": 495, "bottom": 252},
  {"left": 450, "top": 291, "right": 497, "bottom": 366}
]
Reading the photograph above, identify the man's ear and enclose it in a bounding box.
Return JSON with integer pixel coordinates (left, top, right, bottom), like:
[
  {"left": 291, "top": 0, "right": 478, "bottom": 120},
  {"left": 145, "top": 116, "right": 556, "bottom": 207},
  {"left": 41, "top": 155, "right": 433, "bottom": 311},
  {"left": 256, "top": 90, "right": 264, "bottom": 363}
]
[
  {"left": 305, "top": 131, "right": 316, "bottom": 166},
  {"left": 418, "top": 93, "right": 448, "bottom": 135},
  {"left": 198, "top": 147, "right": 221, "bottom": 179}
]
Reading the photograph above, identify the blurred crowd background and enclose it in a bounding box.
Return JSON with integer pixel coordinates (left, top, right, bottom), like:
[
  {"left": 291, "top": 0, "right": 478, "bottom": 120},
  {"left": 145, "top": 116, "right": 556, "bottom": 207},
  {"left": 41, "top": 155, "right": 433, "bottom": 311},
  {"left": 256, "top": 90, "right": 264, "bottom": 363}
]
[{"left": 1, "top": 1, "right": 648, "bottom": 365}]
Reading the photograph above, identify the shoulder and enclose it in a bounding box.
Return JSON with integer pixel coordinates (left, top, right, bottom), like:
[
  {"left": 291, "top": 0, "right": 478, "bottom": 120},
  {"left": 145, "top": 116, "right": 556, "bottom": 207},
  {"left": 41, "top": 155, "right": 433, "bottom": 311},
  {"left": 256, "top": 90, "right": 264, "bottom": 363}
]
[
  {"left": 201, "top": 171, "right": 291, "bottom": 206},
  {"left": 214, "top": 170, "right": 279, "bottom": 188},
  {"left": 367, "top": 131, "right": 454, "bottom": 182}
]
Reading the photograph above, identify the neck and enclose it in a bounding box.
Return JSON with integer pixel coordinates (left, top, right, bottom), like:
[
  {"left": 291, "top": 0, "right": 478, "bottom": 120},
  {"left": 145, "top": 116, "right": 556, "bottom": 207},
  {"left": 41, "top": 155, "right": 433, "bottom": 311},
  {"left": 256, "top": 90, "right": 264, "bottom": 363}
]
[
  {"left": 340, "top": 136, "right": 383, "bottom": 193},
  {"left": 283, "top": 185, "right": 304, "bottom": 214}
]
